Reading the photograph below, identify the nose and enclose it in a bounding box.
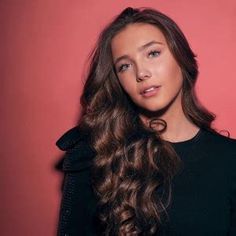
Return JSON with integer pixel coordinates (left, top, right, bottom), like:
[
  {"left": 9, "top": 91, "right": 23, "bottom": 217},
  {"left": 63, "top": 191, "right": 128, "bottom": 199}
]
[{"left": 136, "top": 65, "right": 152, "bottom": 82}]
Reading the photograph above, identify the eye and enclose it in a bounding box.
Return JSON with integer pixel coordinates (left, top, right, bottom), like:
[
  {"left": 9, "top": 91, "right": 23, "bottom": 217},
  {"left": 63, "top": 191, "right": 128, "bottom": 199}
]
[
  {"left": 117, "top": 63, "right": 131, "bottom": 73},
  {"left": 148, "top": 50, "right": 160, "bottom": 58}
]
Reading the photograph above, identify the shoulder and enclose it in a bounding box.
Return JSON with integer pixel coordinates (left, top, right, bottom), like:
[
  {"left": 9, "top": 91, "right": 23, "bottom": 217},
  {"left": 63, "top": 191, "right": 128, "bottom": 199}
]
[
  {"left": 204, "top": 129, "right": 236, "bottom": 153},
  {"left": 202, "top": 130, "right": 236, "bottom": 173},
  {"left": 56, "top": 126, "right": 96, "bottom": 172}
]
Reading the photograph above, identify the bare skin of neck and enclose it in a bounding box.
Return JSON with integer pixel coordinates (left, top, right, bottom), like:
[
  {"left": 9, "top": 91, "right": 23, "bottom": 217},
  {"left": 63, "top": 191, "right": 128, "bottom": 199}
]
[
  {"left": 159, "top": 109, "right": 199, "bottom": 143},
  {"left": 139, "top": 92, "right": 200, "bottom": 143}
]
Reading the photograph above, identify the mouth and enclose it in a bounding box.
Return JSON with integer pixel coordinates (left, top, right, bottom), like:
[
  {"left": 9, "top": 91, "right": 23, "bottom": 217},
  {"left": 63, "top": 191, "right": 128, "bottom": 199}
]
[{"left": 140, "top": 85, "right": 161, "bottom": 97}]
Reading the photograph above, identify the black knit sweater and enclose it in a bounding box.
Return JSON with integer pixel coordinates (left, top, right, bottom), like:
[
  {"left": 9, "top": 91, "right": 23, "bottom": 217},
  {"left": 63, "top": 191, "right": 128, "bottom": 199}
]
[{"left": 56, "top": 127, "right": 236, "bottom": 235}]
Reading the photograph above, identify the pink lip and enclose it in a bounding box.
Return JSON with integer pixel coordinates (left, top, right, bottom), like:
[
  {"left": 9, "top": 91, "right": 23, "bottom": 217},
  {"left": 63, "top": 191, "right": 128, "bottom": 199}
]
[{"left": 140, "top": 85, "right": 161, "bottom": 97}]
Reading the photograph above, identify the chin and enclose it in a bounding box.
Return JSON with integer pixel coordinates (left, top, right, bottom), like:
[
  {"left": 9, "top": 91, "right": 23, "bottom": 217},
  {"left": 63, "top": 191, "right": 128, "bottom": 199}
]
[{"left": 137, "top": 102, "right": 167, "bottom": 114}]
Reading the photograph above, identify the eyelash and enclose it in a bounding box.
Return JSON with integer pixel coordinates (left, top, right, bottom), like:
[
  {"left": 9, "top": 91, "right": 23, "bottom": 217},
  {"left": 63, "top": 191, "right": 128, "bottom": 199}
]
[
  {"left": 117, "top": 50, "right": 161, "bottom": 73},
  {"left": 148, "top": 50, "right": 161, "bottom": 58}
]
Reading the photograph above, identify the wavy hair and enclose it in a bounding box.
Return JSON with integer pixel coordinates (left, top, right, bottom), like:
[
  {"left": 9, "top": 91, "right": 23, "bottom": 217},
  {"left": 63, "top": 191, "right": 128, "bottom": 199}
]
[{"left": 78, "top": 7, "right": 215, "bottom": 235}]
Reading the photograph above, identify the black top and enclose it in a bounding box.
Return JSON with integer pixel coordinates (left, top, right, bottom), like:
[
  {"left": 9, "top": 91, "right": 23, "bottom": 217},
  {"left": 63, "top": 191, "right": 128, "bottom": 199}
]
[{"left": 56, "top": 127, "right": 236, "bottom": 235}]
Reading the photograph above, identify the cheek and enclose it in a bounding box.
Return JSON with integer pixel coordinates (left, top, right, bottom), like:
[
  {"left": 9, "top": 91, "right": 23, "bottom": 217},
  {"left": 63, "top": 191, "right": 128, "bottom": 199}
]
[
  {"left": 167, "top": 71, "right": 183, "bottom": 96},
  {"left": 161, "top": 57, "right": 181, "bottom": 77},
  {"left": 160, "top": 59, "right": 183, "bottom": 86},
  {"left": 118, "top": 76, "right": 137, "bottom": 95},
  {"left": 171, "top": 68, "right": 183, "bottom": 90},
  {"left": 170, "top": 64, "right": 182, "bottom": 81}
]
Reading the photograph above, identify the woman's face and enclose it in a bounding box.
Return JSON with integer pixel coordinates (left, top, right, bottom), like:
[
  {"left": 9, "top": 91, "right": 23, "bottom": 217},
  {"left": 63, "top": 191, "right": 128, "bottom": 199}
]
[{"left": 111, "top": 23, "right": 183, "bottom": 114}]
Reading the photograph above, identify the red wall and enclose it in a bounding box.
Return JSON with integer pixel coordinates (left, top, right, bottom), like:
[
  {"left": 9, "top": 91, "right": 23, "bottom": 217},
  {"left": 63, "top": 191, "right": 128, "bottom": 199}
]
[{"left": 1, "top": 0, "right": 235, "bottom": 235}]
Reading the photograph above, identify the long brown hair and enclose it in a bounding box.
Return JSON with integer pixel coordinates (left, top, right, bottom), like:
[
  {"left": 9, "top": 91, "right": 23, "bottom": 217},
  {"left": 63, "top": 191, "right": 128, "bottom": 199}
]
[{"left": 78, "top": 7, "right": 215, "bottom": 235}]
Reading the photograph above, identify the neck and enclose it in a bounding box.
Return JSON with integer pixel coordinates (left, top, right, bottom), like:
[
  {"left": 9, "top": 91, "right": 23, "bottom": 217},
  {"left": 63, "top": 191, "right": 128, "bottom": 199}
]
[
  {"left": 139, "top": 95, "right": 200, "bottom": 143},
  {"left": 160, "top": 113, "right": 199, "bottom": 143}
]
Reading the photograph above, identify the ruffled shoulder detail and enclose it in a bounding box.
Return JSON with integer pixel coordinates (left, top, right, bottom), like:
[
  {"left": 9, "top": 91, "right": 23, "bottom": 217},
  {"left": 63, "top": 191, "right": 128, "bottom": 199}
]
[{"left": 56, "top": 126, "right": 96, "bottom": 172}]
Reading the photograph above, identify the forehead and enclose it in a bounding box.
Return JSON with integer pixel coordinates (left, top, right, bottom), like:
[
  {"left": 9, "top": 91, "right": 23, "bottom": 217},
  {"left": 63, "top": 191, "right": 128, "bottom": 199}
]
[{"left": 111, "top": 23, "right": 166, "bottom": 56}]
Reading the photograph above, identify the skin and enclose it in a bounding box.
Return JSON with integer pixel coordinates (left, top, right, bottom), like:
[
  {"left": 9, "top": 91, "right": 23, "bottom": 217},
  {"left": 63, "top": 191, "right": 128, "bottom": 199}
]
[{"left": 111, "top": 23, "right": 199, "bottom": 142}]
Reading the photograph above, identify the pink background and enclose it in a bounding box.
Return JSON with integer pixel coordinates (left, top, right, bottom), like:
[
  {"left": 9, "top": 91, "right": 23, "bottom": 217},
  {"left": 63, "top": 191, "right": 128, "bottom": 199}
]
[{"left": 1, "top": 0, "right": 235, "bottom": 235}]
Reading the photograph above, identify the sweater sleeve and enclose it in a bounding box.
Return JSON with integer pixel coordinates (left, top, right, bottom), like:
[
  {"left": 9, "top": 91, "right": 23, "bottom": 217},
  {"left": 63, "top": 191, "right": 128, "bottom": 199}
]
[
  {"left": 229, "top": 180, "right": 236, "bottom": 235},
  {"left": 56, "top": 127, "right": 97, "bottom": 236},
  {"left": 229, "top": 150, "right": 236, "bottom": 235}
]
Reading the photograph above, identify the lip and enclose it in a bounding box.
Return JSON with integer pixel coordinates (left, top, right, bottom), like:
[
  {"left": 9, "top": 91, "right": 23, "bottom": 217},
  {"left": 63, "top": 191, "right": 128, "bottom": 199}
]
[{"left": 140, "top": 85, "right": 161, "bottom": 97}]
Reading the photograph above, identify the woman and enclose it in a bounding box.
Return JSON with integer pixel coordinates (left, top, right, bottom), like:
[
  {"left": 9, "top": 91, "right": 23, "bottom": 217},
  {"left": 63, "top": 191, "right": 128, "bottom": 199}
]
[{"left": 56, "top": 7, "right": 236, "bottom": 235}]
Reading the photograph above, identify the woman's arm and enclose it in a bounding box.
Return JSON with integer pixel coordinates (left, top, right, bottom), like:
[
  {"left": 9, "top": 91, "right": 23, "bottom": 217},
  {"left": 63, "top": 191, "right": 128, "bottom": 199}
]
[
  {"left": 56, "top": 127, "right": 98, "bottom": 236},
  {"left": 227, "top": 140, "right": 236, "bottom": 235},
  {"left": 229, "top": 160, "right": 236, "bottom": 235},
  {"left": 57, "top": 170, "right": 97, "bottom": 236}
]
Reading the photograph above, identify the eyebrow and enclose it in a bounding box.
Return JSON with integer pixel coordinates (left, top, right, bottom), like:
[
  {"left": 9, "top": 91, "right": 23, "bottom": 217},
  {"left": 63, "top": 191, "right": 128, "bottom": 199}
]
[{"left": 114, "top": 40, "right": 163, "bottom": 65}]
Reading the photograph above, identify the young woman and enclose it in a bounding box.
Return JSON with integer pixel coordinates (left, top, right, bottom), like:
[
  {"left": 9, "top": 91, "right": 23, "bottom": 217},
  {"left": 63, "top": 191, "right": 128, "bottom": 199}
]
[{"left": 56, "top": 7, "right": 236, "bottom": 235}]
